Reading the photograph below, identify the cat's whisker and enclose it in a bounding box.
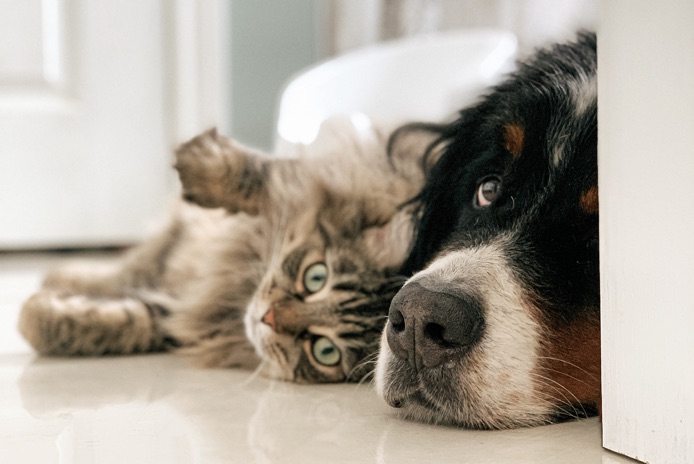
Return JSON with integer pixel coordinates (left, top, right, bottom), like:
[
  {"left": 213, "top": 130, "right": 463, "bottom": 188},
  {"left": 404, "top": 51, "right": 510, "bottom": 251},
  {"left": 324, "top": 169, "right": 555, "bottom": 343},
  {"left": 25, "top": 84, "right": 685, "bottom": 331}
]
[
  {"left": 346, "top": 350, "right": 380, "bottom": 384},
  {"left": 240, "top": 359, "right": 269, "bottom": 388}
]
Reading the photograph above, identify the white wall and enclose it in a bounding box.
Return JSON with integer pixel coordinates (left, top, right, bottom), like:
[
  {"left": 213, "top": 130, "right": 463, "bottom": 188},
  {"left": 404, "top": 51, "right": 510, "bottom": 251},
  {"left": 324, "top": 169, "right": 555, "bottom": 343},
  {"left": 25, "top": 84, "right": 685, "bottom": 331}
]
[
  {"left": 599, "top": 1, "right": 694, "bottom": 463},
  {"left": 229, "top": 0, "right": 324, "bottom": 151}
]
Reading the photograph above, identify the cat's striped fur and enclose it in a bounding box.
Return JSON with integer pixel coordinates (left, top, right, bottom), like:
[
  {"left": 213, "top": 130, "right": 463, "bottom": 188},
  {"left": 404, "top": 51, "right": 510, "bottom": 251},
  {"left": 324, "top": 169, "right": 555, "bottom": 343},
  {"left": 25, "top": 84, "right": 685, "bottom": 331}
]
[{"left": 19, "top": 118, "right": 435, "bottom": 383}]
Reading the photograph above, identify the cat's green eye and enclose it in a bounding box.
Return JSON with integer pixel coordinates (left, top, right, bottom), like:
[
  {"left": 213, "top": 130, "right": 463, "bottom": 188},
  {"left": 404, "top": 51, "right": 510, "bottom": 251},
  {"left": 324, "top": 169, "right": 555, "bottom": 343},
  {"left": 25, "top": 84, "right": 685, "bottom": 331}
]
[
  {"left": 311, "top": 336, "right": 341, "bottom": 366},
  {"left": 303, "top": 262, "right": 328, "bottom": 294}
]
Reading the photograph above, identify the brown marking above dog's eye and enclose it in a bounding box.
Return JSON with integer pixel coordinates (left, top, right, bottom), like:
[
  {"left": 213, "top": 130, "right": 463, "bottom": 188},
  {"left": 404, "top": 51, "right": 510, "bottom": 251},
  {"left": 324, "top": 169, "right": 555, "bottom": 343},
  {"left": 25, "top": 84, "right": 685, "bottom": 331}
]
[
  {"left": 503, "top": 124, "right": 525, "bottom": 158},
  {"left": 580, "top": 186, "right": 599, "bottom": 214}
]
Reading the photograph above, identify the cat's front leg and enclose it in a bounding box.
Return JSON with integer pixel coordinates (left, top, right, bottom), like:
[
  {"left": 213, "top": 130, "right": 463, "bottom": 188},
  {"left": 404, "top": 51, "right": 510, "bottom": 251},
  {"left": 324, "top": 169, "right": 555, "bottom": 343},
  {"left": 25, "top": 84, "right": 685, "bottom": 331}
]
[
  {"left": 19, "top": 290, "right": 172, "bottom": 356},
  {"left": 174, "top": 128, "right": 269, "bottom": 215}
]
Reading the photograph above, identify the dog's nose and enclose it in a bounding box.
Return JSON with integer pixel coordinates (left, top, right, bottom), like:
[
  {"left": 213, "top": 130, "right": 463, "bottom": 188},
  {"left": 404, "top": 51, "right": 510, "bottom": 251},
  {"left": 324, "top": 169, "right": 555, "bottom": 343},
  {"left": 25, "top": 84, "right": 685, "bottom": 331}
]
[{"left": 386, "top": 282, "right": 484, "bottom": 370}]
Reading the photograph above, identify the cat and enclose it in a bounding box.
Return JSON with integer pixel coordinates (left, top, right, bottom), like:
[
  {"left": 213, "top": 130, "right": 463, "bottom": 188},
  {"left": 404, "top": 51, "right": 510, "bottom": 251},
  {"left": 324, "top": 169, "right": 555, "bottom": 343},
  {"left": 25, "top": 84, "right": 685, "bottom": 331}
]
[{"left": 19, "top": 117, "right": 436, "bottom": 383}]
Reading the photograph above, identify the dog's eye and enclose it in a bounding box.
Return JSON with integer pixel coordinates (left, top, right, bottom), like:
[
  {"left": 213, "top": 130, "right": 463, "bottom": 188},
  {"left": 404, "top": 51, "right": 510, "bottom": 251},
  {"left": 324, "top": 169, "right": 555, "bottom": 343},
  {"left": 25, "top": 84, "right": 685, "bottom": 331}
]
[{"left": 475, "top": 177, "right": 501, "bottom": 208}]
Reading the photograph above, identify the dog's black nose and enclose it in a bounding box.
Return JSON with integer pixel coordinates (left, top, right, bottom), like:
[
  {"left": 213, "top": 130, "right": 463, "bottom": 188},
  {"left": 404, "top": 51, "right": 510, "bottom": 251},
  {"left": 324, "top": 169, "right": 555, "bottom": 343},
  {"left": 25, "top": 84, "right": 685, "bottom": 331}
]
[{"left": 386, "top": 282, "right": 484, "bottom": 370}]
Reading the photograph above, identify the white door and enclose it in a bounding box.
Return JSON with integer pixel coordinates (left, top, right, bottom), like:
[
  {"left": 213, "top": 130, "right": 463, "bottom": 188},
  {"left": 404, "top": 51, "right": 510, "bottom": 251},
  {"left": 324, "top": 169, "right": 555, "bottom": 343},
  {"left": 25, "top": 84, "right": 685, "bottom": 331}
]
[{"left": 0, "top": 0, "right": 229, "bottom": 249}]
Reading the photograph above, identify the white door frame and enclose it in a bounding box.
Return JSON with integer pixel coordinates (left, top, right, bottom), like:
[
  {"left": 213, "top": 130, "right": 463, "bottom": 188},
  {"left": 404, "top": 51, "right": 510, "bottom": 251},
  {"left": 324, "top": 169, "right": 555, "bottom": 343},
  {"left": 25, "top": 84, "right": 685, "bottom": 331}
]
[
  {"left": 599, "top": 1, "right": 694, "bottom": 463},
  {"left": 169, "top": 0, "right": 230, "bottom": 142}
]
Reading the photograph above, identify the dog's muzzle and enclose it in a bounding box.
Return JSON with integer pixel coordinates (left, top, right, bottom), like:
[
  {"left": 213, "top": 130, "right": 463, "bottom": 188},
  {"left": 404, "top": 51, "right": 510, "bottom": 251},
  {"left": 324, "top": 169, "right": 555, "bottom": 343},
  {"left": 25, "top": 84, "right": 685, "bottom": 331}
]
[{"left": 385, "top": 281, "right": 484, "bottom": 372}]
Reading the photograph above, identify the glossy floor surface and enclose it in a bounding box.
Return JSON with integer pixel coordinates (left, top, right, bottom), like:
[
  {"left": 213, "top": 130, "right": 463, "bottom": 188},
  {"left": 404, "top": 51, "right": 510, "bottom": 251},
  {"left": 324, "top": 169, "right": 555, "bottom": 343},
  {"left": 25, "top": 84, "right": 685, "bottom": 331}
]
[{"left": 0, "top": 252, "right": 636, "bottom": 464}]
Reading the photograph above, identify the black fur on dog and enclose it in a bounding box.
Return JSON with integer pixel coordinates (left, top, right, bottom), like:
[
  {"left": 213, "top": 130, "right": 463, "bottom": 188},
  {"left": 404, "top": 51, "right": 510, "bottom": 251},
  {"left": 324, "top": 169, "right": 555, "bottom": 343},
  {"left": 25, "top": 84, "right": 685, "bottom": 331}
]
[{"left": 375, "top": 32, "right": 599, "bottom": 429}]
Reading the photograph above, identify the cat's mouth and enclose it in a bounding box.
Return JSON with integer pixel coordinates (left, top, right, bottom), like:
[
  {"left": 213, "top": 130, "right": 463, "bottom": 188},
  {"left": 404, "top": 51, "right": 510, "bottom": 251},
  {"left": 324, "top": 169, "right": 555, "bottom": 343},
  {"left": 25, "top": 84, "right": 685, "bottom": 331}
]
[{"left": 244, "top": 298, "right": 307, "bottom": 381}]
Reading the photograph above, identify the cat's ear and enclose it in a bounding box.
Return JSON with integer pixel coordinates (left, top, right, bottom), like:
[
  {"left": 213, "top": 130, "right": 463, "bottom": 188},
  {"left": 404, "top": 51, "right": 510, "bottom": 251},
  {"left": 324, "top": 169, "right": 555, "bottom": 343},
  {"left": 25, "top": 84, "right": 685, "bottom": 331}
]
[
  {"left": 387, "top": 122, "right": 446, "bottom": 180},
  {"left": 359, "top": 209, "right": 415, "bottom": 271}
]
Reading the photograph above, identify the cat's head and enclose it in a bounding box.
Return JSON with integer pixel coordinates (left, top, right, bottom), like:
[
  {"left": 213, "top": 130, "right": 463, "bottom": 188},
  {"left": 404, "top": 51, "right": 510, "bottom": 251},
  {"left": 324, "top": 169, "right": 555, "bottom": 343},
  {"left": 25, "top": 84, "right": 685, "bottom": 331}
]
[
  {"left": 247, "top": 118, "right": 446, "bottom": 383},
  {"left": 177, "top": 116, "right": 439, "bottom": 382},
  {"left": 244, "top": 194, "right": 414, "bottom": 383}
]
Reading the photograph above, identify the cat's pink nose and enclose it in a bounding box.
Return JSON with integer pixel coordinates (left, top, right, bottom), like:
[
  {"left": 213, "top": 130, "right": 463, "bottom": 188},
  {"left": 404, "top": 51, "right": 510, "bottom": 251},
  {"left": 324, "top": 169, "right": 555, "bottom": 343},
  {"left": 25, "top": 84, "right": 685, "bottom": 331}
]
[{"left": 261, "top": 308, "right": 276, "bottom": 331}]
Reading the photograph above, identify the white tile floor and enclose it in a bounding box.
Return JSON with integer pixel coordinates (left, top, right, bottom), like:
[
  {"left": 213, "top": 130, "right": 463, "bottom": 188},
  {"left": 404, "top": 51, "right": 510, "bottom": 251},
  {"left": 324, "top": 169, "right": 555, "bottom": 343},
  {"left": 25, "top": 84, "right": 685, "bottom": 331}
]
[{"left": 0, "top": 251, "right": 637, "bottom": 464}]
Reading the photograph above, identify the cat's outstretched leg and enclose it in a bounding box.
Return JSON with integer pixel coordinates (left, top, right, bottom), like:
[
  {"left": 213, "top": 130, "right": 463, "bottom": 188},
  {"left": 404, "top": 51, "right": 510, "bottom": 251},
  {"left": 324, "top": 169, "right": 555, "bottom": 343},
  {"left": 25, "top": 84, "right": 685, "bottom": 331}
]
[
  {"left": 19, "top": 218, "right": 184, "bottom": 356},
  {"left": 19, "top": 291, "right": 172, "bottom": 355},
  {"left": 174, "top": 128, "right": 272, "bottom": 215}
]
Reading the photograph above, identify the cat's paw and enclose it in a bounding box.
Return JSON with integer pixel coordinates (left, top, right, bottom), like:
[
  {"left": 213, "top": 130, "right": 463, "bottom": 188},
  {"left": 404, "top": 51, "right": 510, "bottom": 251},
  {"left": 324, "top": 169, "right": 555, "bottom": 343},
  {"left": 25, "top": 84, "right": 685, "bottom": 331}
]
[
  {"left": 174, "top": 128, "right": 233, "bottom": 209},
  {"left": 175, "top": 128, "right": 268, "bottom": 214},
  {"left": 19, "top": 290, "right": 159, "bottom": 356},
  {"left": 19, "top": 290, "right": 83, "bottom": 355}
]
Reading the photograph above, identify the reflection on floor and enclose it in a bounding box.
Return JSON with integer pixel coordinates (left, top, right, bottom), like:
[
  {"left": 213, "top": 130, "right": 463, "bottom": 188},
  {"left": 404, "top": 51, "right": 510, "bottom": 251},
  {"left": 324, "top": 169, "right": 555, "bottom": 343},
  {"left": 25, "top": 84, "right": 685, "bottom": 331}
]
[{"left": 0, "top": 251, "right": 637, "bottom": 464}]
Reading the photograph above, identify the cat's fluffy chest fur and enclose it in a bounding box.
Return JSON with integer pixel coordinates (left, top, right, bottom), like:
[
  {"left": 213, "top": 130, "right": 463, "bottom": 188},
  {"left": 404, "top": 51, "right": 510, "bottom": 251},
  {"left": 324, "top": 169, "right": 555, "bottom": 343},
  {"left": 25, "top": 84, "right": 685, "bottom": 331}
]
[{"left": 19, "top": 117, "right": 435, "bottom": 383}]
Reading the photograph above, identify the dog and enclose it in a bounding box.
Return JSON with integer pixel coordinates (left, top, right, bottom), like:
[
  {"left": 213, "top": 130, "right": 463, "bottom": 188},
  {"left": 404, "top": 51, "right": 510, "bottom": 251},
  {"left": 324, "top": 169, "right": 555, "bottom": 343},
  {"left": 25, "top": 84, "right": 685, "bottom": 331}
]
[{"left": 375, "top": 32, "right": 599, "bottom": 429}]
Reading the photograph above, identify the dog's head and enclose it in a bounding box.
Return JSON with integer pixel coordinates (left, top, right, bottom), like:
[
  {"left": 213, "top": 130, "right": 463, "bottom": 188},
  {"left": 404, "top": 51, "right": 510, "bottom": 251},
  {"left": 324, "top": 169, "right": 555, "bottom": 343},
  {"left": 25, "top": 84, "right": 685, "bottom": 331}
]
[{"left": 375, "top": 33, "right": 599, "bottom": 429}]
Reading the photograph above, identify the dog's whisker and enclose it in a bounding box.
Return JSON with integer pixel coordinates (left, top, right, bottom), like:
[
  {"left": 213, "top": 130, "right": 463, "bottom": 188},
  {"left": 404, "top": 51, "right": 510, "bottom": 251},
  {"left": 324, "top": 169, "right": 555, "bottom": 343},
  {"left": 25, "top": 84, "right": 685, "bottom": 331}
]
[
  {"left": 530, "top": 372, "right": 588, "bottom": 419},
  {"left": 536, "top": 356, "right": 599, "bottom": 381},
  {"left": 531, "top": 389, "right": 582, "bottom": 421},
  {"left": 537, "top": 365, "right": 595, "bottom": 387}
]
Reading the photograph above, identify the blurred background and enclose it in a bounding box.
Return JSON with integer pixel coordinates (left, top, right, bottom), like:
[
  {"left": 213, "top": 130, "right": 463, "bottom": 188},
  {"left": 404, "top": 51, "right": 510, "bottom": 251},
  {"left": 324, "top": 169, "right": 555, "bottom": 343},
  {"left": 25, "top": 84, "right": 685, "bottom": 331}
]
[
  {"left": 232, "top": 0, "right": 596, "bottom": 150},
  {"left": 0, "top": 0, "right": 596, "bottom": 250}
]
